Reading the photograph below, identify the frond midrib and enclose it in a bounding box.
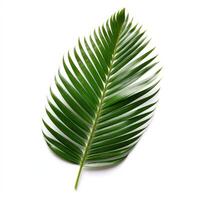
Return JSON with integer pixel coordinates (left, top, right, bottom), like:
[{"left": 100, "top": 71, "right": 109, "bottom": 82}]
[{"left": 74, "top": 22, "right": 124, "bottom": 189}]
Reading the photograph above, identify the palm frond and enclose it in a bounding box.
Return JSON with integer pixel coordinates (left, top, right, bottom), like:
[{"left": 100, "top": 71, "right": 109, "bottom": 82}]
[{"left": 42, "top": 8, "right": 161, "bottom": 189}]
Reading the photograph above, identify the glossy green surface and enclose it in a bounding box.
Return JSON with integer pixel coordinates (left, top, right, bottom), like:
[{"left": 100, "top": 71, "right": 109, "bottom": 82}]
[{"left": 42, "top": 8, "right": 160, "bottom": 189}]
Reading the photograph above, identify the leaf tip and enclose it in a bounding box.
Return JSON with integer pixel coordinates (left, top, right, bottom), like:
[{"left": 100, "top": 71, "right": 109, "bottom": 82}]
[{"left": 117, "top": 8, "right": 126, "bottom": 23}]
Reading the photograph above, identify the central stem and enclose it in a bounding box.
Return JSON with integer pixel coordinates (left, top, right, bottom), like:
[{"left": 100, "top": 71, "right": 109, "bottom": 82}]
[
  {"left": 74, "top": 66, "right": 112, "bottom": 189},
  {"left": 74, "top": 18, "right": 124, "bottom": 189}
]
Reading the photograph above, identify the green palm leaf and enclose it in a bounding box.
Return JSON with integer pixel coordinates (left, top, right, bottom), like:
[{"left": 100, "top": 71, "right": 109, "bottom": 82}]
[{"left": 42, "top": 8, "right": 161, "bottom": 189}]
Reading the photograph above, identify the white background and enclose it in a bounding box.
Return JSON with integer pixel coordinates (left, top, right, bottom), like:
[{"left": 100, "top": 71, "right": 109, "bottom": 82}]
[{"left": 1, "top": 0, "right": 200, "bottom": 199}]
